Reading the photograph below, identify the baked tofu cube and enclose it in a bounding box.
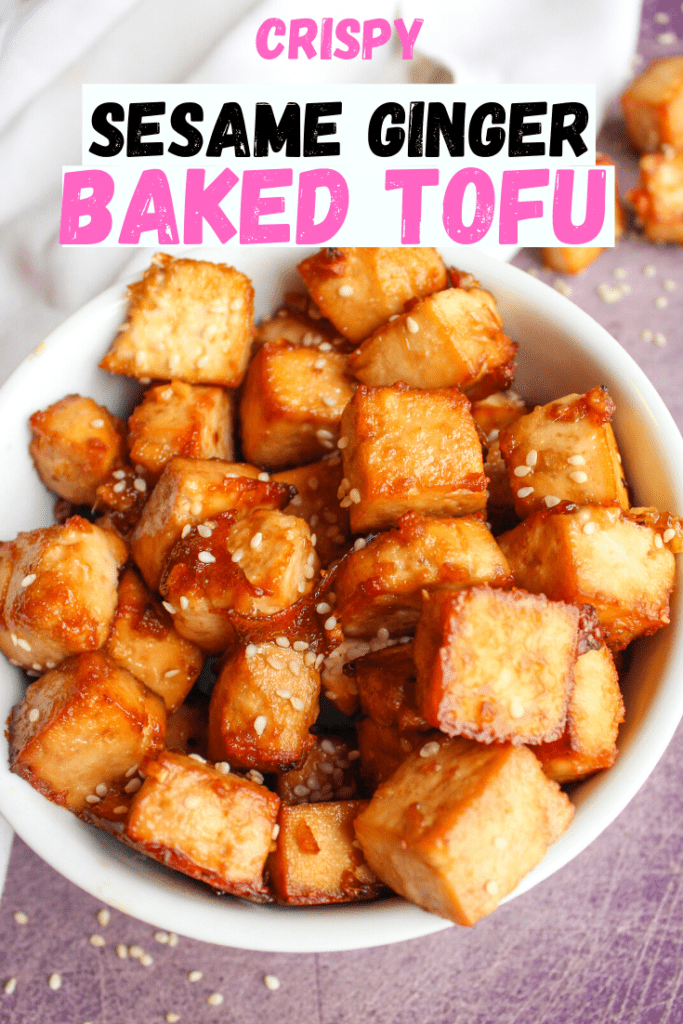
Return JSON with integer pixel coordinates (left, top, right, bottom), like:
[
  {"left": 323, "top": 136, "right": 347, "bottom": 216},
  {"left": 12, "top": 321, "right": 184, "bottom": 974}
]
[
  {"left": 628, "top": 152, "right": 683, "bottom": 244},
  {"left": 414, "top": 587, "right": 579, "bottom": 744},
  {"left": 621, "top": 56, "right": 683, "bottom": 153},
  {"left": 207, "top": 641, "right": 320, "bottom": 771},
  {"left": 354, "top": 737, "right": 573, "bottom": 926},
  {"left": 273, "top": 452, "right": 351, "bottom": 567},
  {"left": 497, "top": 505, "right": 676, "bottom": 650},
  {"left": 162, "top": 509, "right": 319, "bottom": 651},
  {"left": 255, "top": 305, "right": 345, "bottom": 352},
  {"left": 130, "top": 458, "right": 285, "bottom": 590},
  {"left": 471, "top": 389, "right": 527, "bottom": 441},
  {"left": 8, "top": 651, "right": 165, "bottom": 811},
  {"left": 126, "top": 750, "right": 278, "bottom": 900},
  {"left": 298, "top": 246, "right": 447, "bottom": 342},
  {"left": 0, "top": 517, "right": 127, "bottom": 673},
  {"left": 334, "top": 512, "right": 512, "bottom": 638},
  {"left": 127, "top": 381, "right": 235, "bottom": 483},
  {"left": 348, "top": 287, "right": 516, "bottom": 398},
  {"left": 340, "top": 383, "right": 487, "bottom": 533},
  {"left": 356, "top": 718, "right": 436, "bottom": 791},
  {"left": 165, "top": 698, "right": 209, "bottom": 759},
  {"left": 269, "top": 800, "right": 383, "bottom": 905},
  {"left": 240, "top": 341, "right": 356, "bottom": 470},
  {"left": 94, "top": 464, "right": 149, "bottom": 539},
  {"left": 100, "top": 254, "right": 254, "bottom": 387},
  {"left": 353, "top": 643, "right": 429, "bottom": 733},
  {"left": 498, "top": 387, "right": 628, "bottom": 518},
  {"left": 277, "top": 736, "right": 360, "bottom": 805},
  {"left": 105, "top": 567, "right": 204, "bottom": 711},
  {"left": 29, "top": 395, "right": 125, "bottom": 506},
  {"left": 535, "top": 645, "right": 624, "bottom": 784}
]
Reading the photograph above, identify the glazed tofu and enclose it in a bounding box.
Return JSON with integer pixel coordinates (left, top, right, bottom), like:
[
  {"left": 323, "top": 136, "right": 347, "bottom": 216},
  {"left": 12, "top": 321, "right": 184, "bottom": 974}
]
[
  {"left": 535, "top": 645, "right": 624, "bottom": 784},
  {"left": 161, "top": 509, "right": 318, "bottom": 651},
  {"left": 29, "top": 395, "right": 125, "bottom": 506},
  {"left": 130, "top": 458, "right": 286, "bottom": 590},
  {"left": 94, "top": 464, "right": 149, "bottom": 539},
  {"left": 334, "top": 512, "right": 512, "bottom": 638},
  {"left": 628, "top": 152, "right": 683, "bottom": 244},
  {"left": 348, "top": 287, "right": 516, "bottom": 398},
  {"left": 126, "top": 750, "right": 279, "bottom": 900},
  {"left": 207, "top": 641, "right": 320, "bottom": 771},
  {"left": 340, "top": 383, "right": 487, "bottom": 533},
  {"left": 498, "top": 505, "right": 676, "bottom": 651},
  {"left": 273, "top": 452, "right": 351, "bottom": 567},
  {"left": 269, "top": 800, "right": 383, "bottom": 905},
  {"left": 471, "top": 389, "right": 527, "bottom": 441},
  {"left": 255, "top": 305, "right": 345, "bottom": 352},
  {"left": 498, "top": 387, "right": 628, "bottom": 518},
  {"left": 353, "top": 642, "right": 429, "bottom": 733},
  {"left": 414, "top": 587, "right": 579, "bottom": 744},
  {"left": 354, "top": 737, "right": 573, "bottom": 926},
  {"left": 0, "top": 517, "right": 127, "bottom": 672},
  {"left": 100, "top": 254, "right": 254, "bottom": 387},
  {"left": 240, "top": 341, "right": 356, "bottom": 470},
  {"left": 277, "top": 736, "right": 360, "bottom": 805},
  {"left": 356, "top": 718, "right": 436, "bottom": 791},
  {"left": 105, "top": 567, "right": 204, "bottom": 712},
  {"left": 8, "top": 651, "right": 165, "bottom": 811},
  {"left": 621, "top": 56, "right": 683, "bottom": 153},
  {"left": 298, "top": 246, "right": 447, "bottom": 342},
  {"left": 127, "top": 381, "right": 235, "bottom": 483}
]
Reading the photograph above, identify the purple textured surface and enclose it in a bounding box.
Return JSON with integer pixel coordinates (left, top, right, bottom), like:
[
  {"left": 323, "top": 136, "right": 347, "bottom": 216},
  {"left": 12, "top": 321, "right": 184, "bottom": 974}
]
[{"left": 2, "top": 3, "right": 683, "bottom": 1023}]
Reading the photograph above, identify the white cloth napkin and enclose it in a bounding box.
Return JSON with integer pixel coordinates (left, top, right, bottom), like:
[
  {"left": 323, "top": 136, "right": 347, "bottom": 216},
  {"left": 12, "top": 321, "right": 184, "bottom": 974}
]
[{"left": 0, "top": 0, "right": 641, "bottom": 896}]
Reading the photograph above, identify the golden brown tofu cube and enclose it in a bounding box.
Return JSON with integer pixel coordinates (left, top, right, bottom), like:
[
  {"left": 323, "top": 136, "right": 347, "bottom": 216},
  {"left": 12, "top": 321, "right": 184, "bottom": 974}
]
[
  {"left": 269, "top": 800, "right": 383, "bottom": 905},
  {"left": 94, "top": 464, "right": 149, "bottom": 540},
  {"left": 498, "top": 505, "right": 676, "bottom": 651},
  {"left": 354, "top": 737, "right": 573, "bottom": 926},
  {"left": 628, "top": 151, "right": 683, "bottom": 244},
  {"left": 127, "top": 381, "right": 235, "bottom": 483},
  {"left": 535, "top": 645, "right": 624, "bottom": 783},
  {"left": 8, "top": 651, "right": 165, "bottom": 811},
  {"left": 621, "top": 56, "right": 683, "bottom": 153},
  {"left": 126, "top": 750, "right": 278, "bottom": 900},
  {"left": 353, "top": 642, "right": 429, "bottom": 733},
  {"left": 105, "top": 567, "right": 204, "bottom": 711},
  {"left": 130, "top": 458, "right": 284, "bottom": 590},
  {"left": 165, "top": 698, "right": 209, "bottom": 759},
  {"left": 0, "top": 517, "right": 127, "bottom": 673},
  {"left": 162, "top": 509, "right": 318, "bottom": 652},
  {"left": 498, "top": 387, "right": 628, "bottom": 518},
  {"left": 471, "top": 389, "right": 527, "bottom": 441},
  {"left": 334, "top": 512, "right": 512, "bottom": 638},
  {"left": 29, "top": 395, "right": 126, "bottom": 506},
  {"left": 240, "top": 341, "right": 356, "bottom": 470},
  {"left": 273, "top": 452, "right": 351, "bottom": 567},
  {"left": 414, "top": 587, "right": 579, "bottom": 744},
  {"left": 340, "top": 383, "right": 487, "bottom": 533},
  {"left": 356, "top": 717, "right": 435, "bottom": 792},
  {"left": 207, "top": 641, "right": 320, "bottom": 771},
  {"left": 277, "top": 736, "right": 360, "bottom": 805},
  {"left": 255, "top": 305, "right": 346, "bottom": 352},
  {"left": 100, "top": 254, "right": 254, "bottom": 387},
  {"left": 348, "top": 287, "right": 516, "bottom": 399},
  {"left": 298, "top": 246, "right": 447, "bottom": 343}
]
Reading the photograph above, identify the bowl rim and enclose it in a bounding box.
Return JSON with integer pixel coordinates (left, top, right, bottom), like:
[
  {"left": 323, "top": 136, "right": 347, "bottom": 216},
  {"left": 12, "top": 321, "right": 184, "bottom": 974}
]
[{"left": 0, "top": 246, "right": 682, "bottom": 953}]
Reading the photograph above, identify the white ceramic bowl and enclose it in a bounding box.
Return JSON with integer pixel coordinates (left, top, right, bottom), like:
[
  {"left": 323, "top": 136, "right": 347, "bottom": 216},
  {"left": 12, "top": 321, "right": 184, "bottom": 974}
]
[{"left": 0, "top": 248, "right": 681, "bottom": 953}]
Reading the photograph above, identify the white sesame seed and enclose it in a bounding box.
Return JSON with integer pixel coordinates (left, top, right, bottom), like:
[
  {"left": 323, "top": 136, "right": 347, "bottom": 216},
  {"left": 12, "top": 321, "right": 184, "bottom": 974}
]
[
  {"left": 247, "top": 769, "right": 265, "bottom": 785},
  {"left": 13, "top": 911, "right": 28, "bottom": 925},
  {"left": 657, "top": 31, "right": 677, "bottom": 44},
  {"left": 288, "top": 659, "right": 301, "bottom": 676},
  {"left": 129, "top": 946, "right": 144, "bottom": 960},
  {"left": 188, "top": 753, "right": 206, "bottom": 763},
  {"left": 316, "top": 602, "right": 332, "bottom": 614},
  {"left": 567, "top": 455, "right": 585, "bottom": 466},
  {"left": 262, "top": 974, "right": 281, "bottom": 991},
  {"left": 28, "top": 708, "right": 40, "bottom": 723},
  {"left": 140, "top": 953, "right": 154, "bottom": 967},
  {"left": 116, "top": 944, "right": 128, "bottom": 959},
  {"left": 655, "top": 10, "right": 670, "bottom": 22},
  {"left": 267, "top": 656, "right": 284, "bottom": 671},
  {"left": 663, "top": 528, "right": 676, "bottom": 543},
  {"left": 293, "top": 640, "right": 309, "bottom": 651},
  {"left": 406, "top": 316, "right": 419, "bottom": 334},
  {"left": 245, "top": 643, "right": 258, "bottom": 658},
  {"left": 553, "top": 279, "right": 572, "bottom": 297},
  {"left": 85, "top": 794, "right": 100, "bottom": 804},
  {"left": 319, "top": 341, "right": 333, "bottom": 352},
  {"left": 517, "top": 487, "right": 534, "bottom": 498},
  {"left": 654, "top": 333, "right": 667, "bottom": 347},
  {"left": 162, "top": 602, "right": 176, "bottom": 616},
  {"left": 322, "top": 395, "right": 337, "bottom": 408},
  {"left": 190, "top": 500, "right": 202, "bottom": 516},
  {"left": 569, "top": 471, "right": 588, "bottom": 483},
  {"left": 317, "top": 429, "right": 333, "bottom": 441},
  {"left": 294, "top": 784, "right": 310, "bottom": 797},
  {"left": 134, "top": 477, "right": 147, "bottom": 493},
  {"left": 485, "top": 879, "right": 499, "bottom": 896},
  {"left": 312, "top": 357, "right": 327, "bottom": 371},
  {"left": 112, "top": 469, "right": 126, "bottom": 480},
  {"left": 125, "top": 765, "right": 138, "bottom": 777},
  {"left": 348, "top": 750, "right": 360, "bottom": 760},
  {"left": 167, "top": 933, "right": 179, "bottom": 947},
  {"left": 95, "top": 784, "right": 108, "bottom": 798},
  {"left": 641, "top": 329, "right": 653, "bottom": 343},
  {"left": 377, "top": 627, "right": 390, "bottom": 641},
  {"left": 644, "top": 265, "right": 657, "bottom": 277},
  {"left": 90, "top": 934, "right": 105, "bottom": 947},
  {"left": 513, "top": 465, "right": 532, "bottom": 477},
  {"left": 154, "top": 931, "right": 169, "bottom": 944},
  {"left": 112, "top": 480, "right": 126, "bottom": 493},
  {"left": 113, "top": 806, "right": 128, "bottom": 814},
  {"left": 420, "top": 741, "right": 440, "bottom": 758},
  {"left": 198, "top": 551, "right": 216, "bottom": 564},
  {"left": 297, "top": 581, "right": 307, "bottom": 593},
  {"left": 338, "top": 284, "right": 354, "bottom": 297},
  {"left": 290, "top": 696, "right": 305, "bottom": 712},
  {"left": 655, "top": 296, "right": 668, "bottom": 309},
  {"left": 215, "top": 762, "right": 231, "bottom": 774},
  {"left": 196, "top": 524, "right": 212, "bottom": 539},
  {"left": 250, "top": 532, "right": 263, "bottom": 550},
  {"left": 90, "top": 418, "right": 105, "bottom": 429},
  {"left": 509, "top": 698, "right": 525, "bottom": 719},
  {"left": 663, "top": 279, "right": 677, "bottom": 291},
  {"left": 324, "top": 616, "right": 337, "bottom": 630},
  {"left": 124, "top": 778, "right": 142, "bottom": 794},
  {"left": 290, "top": 494, "right": 303, "bottom": 507},
  {"left": 232, "top": 549, "right": 244, "bottom": 563},
  {"left": 207, "top": 993, "right": 224, "bottom": 1007},
  {"left": 337, "top": 437, "right": 349, "bottom": 450},
  {"left": 254, "top": 715, "right": 267, "bottom": 736},
  {"left": 48, "top": 973, "right": 62, "bottom": 991},
  {"left": 176, "top": 595, "right": 188, "bottom": 612},
  {"left": 196, "top": 355, "right": 209, "bottom": 369},
  {"left": 525, "top": 450, "right": 538, "bottom": 467},
  {"left": 3, "top": 978, "right": 17, "bottom": 995},
  {"left": 655, "top": 534, "right": 664, "bottom": 548},
  {"left": 166, "top": 1014, "right": 181, "bottom": 1023},
  {"left": 315, "top": 654, "right": 325, "bottom": 669},
  {"left": 352, "top": 537, "right": 367, "bottom": 551},
  {"left": 304, "top": 651, "right": 316, "bottom": 667},
  {"left": 21, "top": 574, "right": 37, "bottom": 588},
  {"left": 188, "top": 970, "right": 203, "bottom": 982},
  {"left": 347, "top": 488, "right": 361, "bottom": 505},
  {"left": 544, "top": 496, "right": 561, "bottom": 508},
  {"left": 613, "top": 267, "right": 627, "bottom": 279},
  {"left": 583, "top": 521, "right": 596, "bottom": 535}
]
